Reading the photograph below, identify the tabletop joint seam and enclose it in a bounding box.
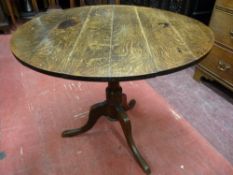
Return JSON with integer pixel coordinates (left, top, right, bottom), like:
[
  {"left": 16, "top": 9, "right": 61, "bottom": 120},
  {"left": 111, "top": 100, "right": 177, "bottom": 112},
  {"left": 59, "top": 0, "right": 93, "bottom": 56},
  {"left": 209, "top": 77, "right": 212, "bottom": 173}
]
[
  {"left": 64, "top": 7, "right": 93, "bottom": 69},
  {"left": 108, "top": 5, "right": 115, "bottom": 77},
  {"left": 134, "top": 7, "right": 158, "bottom": 71}
]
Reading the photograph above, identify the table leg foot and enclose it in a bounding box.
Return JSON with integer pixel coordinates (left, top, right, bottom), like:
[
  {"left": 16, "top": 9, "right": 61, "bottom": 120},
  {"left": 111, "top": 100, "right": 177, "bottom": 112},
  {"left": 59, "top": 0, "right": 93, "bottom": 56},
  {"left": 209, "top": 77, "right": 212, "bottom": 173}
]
[
  {"left": 62, "top": 102, "right": 107, "bottom": 137},
  {"left": 122, "top": 93, "right": 136, "bottom": 111},
  {"left": 116, "top": 106, "right": 151, "bottom": 175}
]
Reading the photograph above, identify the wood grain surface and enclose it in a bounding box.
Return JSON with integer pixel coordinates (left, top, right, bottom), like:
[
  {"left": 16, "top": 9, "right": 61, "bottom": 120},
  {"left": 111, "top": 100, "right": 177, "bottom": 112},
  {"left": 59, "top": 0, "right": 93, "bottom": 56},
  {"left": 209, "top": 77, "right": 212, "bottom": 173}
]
[{"left": 11, "top": 5, "right": 214, "bottom": 81}]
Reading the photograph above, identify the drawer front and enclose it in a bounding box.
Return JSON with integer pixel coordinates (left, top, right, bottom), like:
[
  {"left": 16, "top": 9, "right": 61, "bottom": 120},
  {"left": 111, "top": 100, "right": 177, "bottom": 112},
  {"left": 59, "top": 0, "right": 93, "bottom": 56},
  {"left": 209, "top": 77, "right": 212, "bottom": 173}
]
[
  {"left": 210, "top": 9, "right": 233, "bottom": 49},
  {"left": 216, "top": 0, "right": 233, "bottom": 11},
  {"left": 200, "top": 45, "right": 233, "bottom": 85}
]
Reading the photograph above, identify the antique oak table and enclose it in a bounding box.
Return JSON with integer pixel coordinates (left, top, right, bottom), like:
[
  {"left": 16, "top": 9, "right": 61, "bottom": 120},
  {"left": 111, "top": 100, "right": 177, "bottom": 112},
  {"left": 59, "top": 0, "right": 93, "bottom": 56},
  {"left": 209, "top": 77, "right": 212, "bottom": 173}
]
[{"left": 11, "top": 5, "right": 214, "bottom": 174}]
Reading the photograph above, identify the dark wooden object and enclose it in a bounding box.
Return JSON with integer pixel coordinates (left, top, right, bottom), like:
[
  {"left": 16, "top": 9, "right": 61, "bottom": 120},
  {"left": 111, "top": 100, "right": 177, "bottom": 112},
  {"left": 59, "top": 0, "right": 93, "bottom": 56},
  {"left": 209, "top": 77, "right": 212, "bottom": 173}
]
[
  {"left": 0, "top": 2, "right": 9, "bottom": 33},
  {"left": 189, "top": 0, "right": 216, "bottom": 25},
  {"left": 194, "top": 0, "right": 233, "bottom": 91},
  {"left": 5, "top": 0, "right": 17, "bottom": 26},
  {"left": 61, "top": 82, "right": 151, "bottom": 173},
  {"left": 0, "top": 0, "right": 17, "bottom": 28},
  {"left": 11, "top": 5, "right": 214, "bottom": 174},
  {"left": 0, "top": 0, "right": 39, "bottom": 28},
  {"left": 121, "top": 0, "right": 216, "bottom": 25}
]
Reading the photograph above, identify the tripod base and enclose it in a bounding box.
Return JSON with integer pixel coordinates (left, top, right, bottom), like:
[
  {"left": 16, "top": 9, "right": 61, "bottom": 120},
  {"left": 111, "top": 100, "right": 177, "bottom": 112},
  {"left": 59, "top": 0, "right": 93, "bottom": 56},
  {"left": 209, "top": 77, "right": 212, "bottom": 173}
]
[{"left": 62, "top": 81, "right": 151, "bottom": 174}]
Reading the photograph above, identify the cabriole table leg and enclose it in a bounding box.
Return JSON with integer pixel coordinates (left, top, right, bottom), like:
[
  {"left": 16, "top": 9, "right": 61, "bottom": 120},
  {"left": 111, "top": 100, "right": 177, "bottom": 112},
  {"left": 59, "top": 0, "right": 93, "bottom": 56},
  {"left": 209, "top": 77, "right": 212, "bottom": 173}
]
[
  {"left": 62, "top": 101, "right": 108, "bottom": 137},
  {"left": 62, "top": 81, "right": 150, "bottom": 174},
  {"left": 115, "top": 105, "right": 151, "bottom": 174}
]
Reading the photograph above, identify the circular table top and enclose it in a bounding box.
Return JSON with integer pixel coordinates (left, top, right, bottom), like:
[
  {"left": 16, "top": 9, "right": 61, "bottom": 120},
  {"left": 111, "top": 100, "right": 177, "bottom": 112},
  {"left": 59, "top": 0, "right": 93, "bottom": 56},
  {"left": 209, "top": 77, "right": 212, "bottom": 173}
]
[{"left": 11, "top": 5, "right": 214, "bottom": 81}]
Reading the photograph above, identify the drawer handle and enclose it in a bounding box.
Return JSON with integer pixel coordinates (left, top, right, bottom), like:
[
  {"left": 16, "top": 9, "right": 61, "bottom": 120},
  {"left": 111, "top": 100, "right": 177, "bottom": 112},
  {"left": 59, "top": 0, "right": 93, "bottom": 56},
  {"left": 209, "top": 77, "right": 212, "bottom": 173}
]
[
  {"left": 218, "top": 60, "right": 231, "bottom": 71},
  {"left": 230, "top": 30, "right": 233, "bottom": 38}
]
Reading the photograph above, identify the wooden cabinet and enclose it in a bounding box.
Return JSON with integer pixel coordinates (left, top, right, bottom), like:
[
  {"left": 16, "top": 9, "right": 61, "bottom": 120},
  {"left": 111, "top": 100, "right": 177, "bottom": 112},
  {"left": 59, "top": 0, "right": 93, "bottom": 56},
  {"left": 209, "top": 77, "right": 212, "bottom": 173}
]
[{"left": 194, "top": 0, "right": 233, "bottom": 91}]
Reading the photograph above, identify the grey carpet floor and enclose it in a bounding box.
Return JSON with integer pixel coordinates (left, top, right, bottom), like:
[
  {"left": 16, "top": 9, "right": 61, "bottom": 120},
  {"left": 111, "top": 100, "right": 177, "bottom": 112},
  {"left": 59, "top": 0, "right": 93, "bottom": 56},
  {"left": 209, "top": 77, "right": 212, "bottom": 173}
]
[{"left": 147, "top": 66, "right": 233, "bottom": 165}]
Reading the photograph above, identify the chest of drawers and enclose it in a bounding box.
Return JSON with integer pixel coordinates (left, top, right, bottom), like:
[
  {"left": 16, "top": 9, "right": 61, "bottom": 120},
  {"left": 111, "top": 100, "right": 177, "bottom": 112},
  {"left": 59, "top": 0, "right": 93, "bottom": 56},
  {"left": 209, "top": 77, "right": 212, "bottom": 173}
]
[{"left": 194, "top": 0, "right": 233, "bottom": 91}]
